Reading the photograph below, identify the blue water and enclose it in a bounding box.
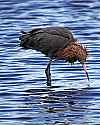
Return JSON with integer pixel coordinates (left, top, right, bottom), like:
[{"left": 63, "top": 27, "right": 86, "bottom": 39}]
[{"left": 0, "top": 0, "right": 100, "bottom": 124}]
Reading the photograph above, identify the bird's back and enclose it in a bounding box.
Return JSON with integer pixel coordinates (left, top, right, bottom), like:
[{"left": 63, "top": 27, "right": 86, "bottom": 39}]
[{"left": 20, "top": 27, "right": 76, "bottom": 57}]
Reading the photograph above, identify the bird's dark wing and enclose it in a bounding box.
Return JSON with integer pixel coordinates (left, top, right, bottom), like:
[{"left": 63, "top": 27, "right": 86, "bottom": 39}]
[
  {"left": 41, "top": 27, "right": 75, "bottom": 40},
  {"left": 32, "top": 32, "right": 70, "bottom": 57},
  {"left": 29, "top": 27, "right": 75, "bottom": 41},
  {"left": 20, "top": 27, "right": 76, "bottom": 57}
]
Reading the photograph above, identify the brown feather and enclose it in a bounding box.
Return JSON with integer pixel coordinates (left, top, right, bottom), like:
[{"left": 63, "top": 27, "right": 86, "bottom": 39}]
[{"left": 55, "top": 42, "right": 87, "bottom": 64}]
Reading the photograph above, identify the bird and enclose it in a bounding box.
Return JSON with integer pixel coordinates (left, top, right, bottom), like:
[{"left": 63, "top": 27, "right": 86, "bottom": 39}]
[{"left": 19, "top": 27, "right": 89, "bottom": 86}]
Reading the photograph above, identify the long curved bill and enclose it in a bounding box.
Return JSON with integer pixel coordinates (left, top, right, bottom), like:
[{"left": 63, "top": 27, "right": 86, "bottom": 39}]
[{"left": 82, "top": 64, "right": 89, "bottom": 81}]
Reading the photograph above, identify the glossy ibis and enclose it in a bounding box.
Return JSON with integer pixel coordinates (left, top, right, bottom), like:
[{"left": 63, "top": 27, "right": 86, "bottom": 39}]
[{"left": 19, "top": 27, "right": 89, "bottom": 86}]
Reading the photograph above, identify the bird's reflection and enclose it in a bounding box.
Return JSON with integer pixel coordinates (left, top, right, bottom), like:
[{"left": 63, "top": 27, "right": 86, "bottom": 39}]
[{"left": 24, "top": 84, "right": 93, "bottom": 125}]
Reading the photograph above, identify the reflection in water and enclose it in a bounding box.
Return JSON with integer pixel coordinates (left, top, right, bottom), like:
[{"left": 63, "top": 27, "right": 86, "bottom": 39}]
[
  {"left": 0, "top": 0, "right": 100, "bottom": 124},
  {"left": 24, "top": 87, "right": 94, "bottom": 125}
]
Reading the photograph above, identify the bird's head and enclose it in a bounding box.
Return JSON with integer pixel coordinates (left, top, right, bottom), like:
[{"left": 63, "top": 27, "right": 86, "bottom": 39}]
[
  {"left": 71, "top": 42, "right": 87, "bottom": 64},
  {"left": 73, "top": 42, "right": 89, "bottom": 81},
  {"left": 55, "top": 42, "right": 89, "bottom": 80}
]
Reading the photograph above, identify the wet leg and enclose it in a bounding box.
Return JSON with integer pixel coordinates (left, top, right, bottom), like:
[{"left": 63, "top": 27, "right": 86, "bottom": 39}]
[{"left": 45, "top": 59, "right": 52, "bottom": 86}]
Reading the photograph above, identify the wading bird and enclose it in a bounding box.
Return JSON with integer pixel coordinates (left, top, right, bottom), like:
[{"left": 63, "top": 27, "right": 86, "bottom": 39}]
[{"left": 19, "top": 27, "right": 89, "bottom": 86}]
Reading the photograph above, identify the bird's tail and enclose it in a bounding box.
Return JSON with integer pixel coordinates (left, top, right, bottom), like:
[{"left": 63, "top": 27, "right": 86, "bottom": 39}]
[
  {"left": 21, "top": 30, "right": 27, "bottom": 34},
  {"left": 19, "top": 30, "right": 30, "bottom": 48}
]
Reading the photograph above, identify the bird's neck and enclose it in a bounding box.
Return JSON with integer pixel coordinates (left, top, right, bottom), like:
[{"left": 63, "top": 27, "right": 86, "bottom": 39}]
[{"left": 54, "top": 42, "right": 85, "bottom": 64}]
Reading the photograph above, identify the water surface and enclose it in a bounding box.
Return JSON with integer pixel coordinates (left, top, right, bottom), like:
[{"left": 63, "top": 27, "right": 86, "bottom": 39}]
[{"left": 0, "top": 0, "right": 100, "bottom": 124}]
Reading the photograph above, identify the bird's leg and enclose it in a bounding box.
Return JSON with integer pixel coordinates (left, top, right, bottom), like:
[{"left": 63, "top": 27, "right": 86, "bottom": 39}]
[{"left": 45, "top": 58, "right": 52, "bottom": 86}]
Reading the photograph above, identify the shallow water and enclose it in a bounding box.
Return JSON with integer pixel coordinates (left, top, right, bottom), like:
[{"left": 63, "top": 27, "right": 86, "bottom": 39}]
[{"left": 0, "top": 0, "right": 100, "bottom": 124}]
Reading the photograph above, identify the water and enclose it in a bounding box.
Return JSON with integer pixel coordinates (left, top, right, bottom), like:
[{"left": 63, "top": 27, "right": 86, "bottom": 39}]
[{"left": 0, "top": 0, "right": 100, "bottom": 124}]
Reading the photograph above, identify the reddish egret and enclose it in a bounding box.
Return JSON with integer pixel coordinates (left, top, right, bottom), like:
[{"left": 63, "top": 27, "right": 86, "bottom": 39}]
[{"left": 19, "top": 27, "right": 89, "bottom": 86}]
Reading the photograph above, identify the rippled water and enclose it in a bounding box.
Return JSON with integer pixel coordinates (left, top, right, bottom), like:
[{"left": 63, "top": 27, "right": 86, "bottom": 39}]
[{"left": 0, "top": 0, "right": 100, "bottom": 124}]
